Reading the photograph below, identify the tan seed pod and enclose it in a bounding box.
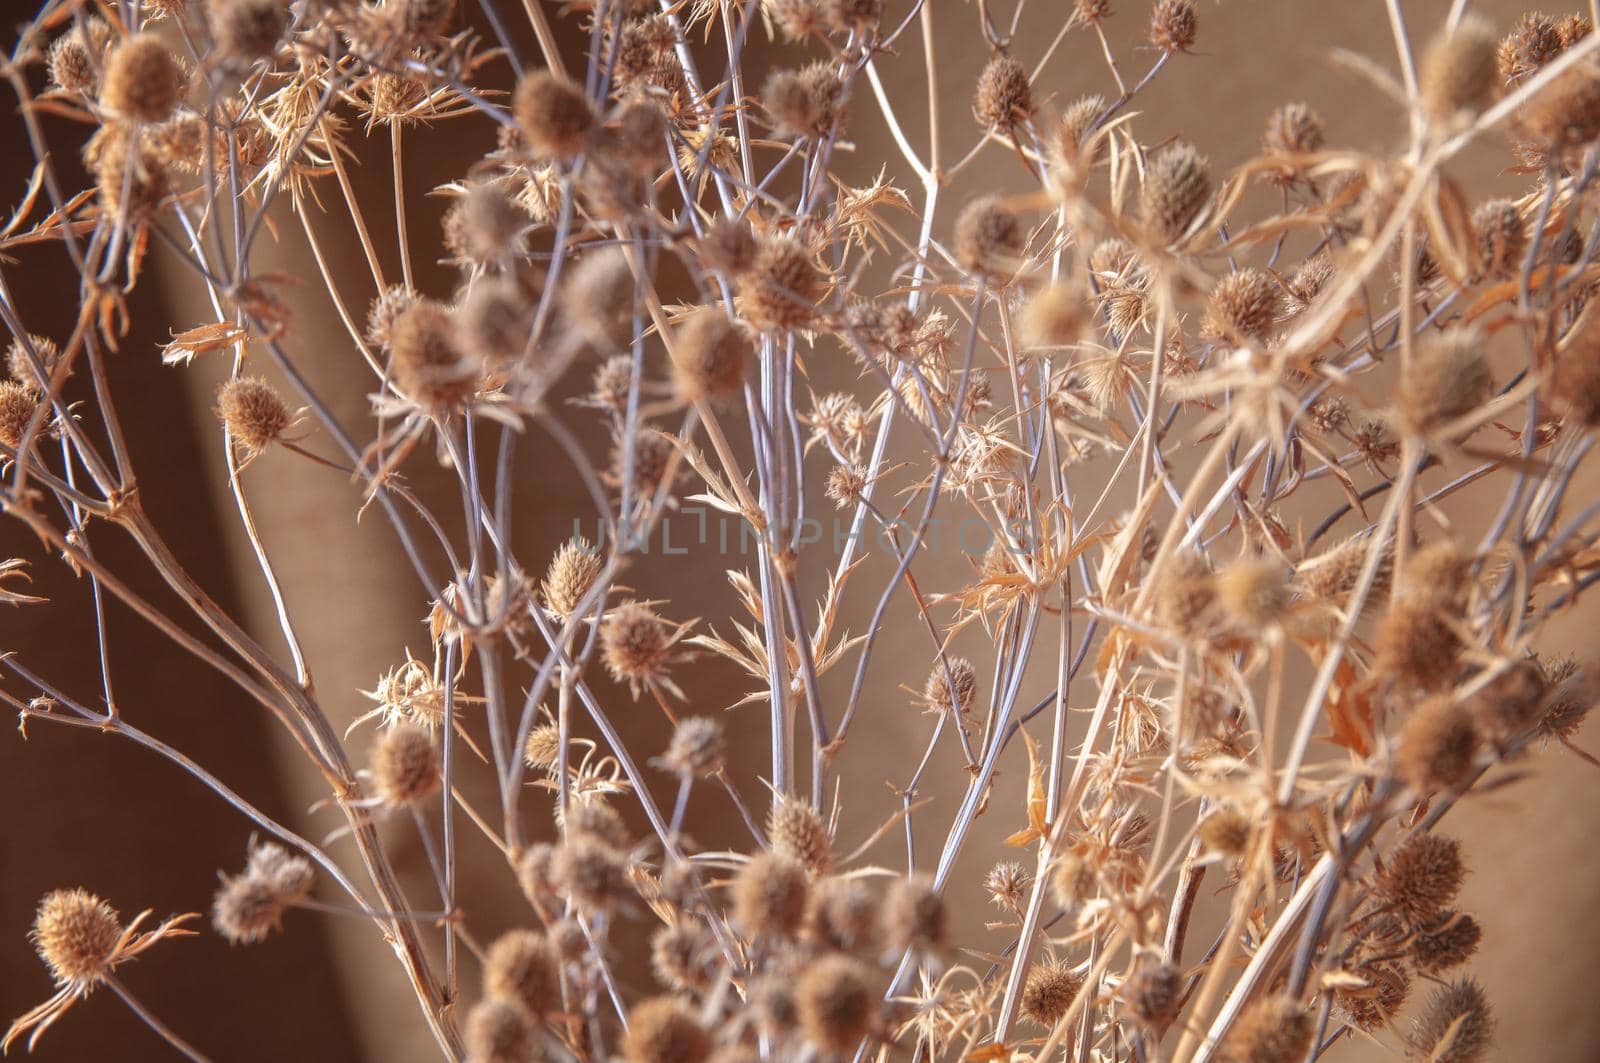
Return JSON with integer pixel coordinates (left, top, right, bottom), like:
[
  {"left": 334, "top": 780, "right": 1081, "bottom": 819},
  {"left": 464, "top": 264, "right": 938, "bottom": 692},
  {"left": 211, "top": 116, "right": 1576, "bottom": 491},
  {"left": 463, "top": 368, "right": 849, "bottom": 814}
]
[
  {"left": 923, "top": 657, "right": 977, "bottom": 717},
  {"left": 1375, "top": 832, "right": 1464, "bottom": 926},
  {"left": 1470, "top": 199, "right": 1526, "bottom": 280},
  {"left": 1411, "top": 909, "right": 1482, "bottom": 973},
  {"left": 617, "top": 998, "right": 707, "bottom": 1063},
  {"left": 1294, "top": 534, "right": 1393, "bottom": 614},
  {"left": 1336, "top": 959, "right": 1410, "bottom": 1032},
  {"left": 102, "top": 34, "right": 184, "bottom": 123},
  {"left": 208, "top": 0, "right": 289, "bottom": 62},
  {"left": 953, "top": 196, "right": 1024, "bottom": 278},
  {"left": 1468, "top": 658, "right": 1547, "bottom": 741},
  {"left": 211, "top": 874, "right": 286, "bottom": 945},
  {"left": 1216, "top": 555, "right": 1291, "bottom": 628},
  {"left": 1198, "top": 808, "right": 1252, "bottom": 857},
  {"left": 768, "top": 797, "right": 832, "bottom": 872},
  {"left": 881, "top": 875, "right": 945, "bottom": 953},
  {"left": 371, "top": 722, "right": 441, "bottom": 805},
  {"left": 983, "top": 861, "right": 1029, "bottom": 912},
  {"left": 1222, "top": 994, "right": 1312, "bottom": 1063},
  {"left": 32, "top": 889, "right": 120, "bottom": 983},
  {"left": 1076, "top": 0, "right": 1111, "bottom": 22},
  {"left": 1498, "top": 12, "right": 1564, "bottom": 85},
  {"left": 821, "top": 0, "right": 882, "bottom": 32},
  {"left": 1551, "top": 302, "right": 1600, "bottom": 425},
  {"left": 1148, "top": 0, "right": 1197, "bottom": 53},
  {"left": 48, "top": 27, "right": 102, "bottom": 94},
  {"left": 742, "top": 237, "right": 824, "bottom": 331},
  {"left": 1202, "top": 268, "right": 1279, "bottom": 342},
  {"left": 1124, "top": 958, "right": 1182, "bottom": 1026},
  {"left": 1397, "top": 695, "right": 1480, "bottom": 793},
  {"left": 1020, "top": 283, "right": 1087, "bottom": 349},
  {"left": 1559, "top": 15, "right": 1594, "bottom": 50},
  {"left": 795, "top": 954, "right": 877, "bottom": 1053},
  {"left": 515, "top": 842, "right": 559, "bottom": 907},
  {"left": 1411, "top": 977, "right": 1494, "bottom": 1063},
  {"left": 731, "top": 852, "right": 809, "bottom": 937},
  {"left": 1019, "top": 961, "right": 1083, "bottom": 1028},
  {"left": 389, "top": 300, "right": 477, "bottom": 409},
  {"left": 561, "top": 798, "right": 631, "bottom": 850},
  {"left": 768, "top": 0, "right": 826, "bottom": 39},
  {"left": 216, "top": 376, "right": 292, "bottom": 456},
  {"left": 601, "top": 601, "right": 673, "bottom": 691},
  {"left": 973, "top": 55, "right": 1032, "bottom": 130},
  {"left": 1375, "top": 600, "right": 1463, "bottom": 691},
  {"left": 563, "top": 246, "right": 635, "bottom": 347},
  {"left": 649, "top": 922, "right": 709, "bottom": 990},
  {"left": 92, "top": 127, "right": 170, "bottom": 216},
  {"left": 1396, "top": 326, "right": 1491, "bottom": 433},
  {"left": 1155, "top": 550, "right": 1217, "bottom": 637},
  {"left": 513, "top": 72, "right": 595, "bottom": 160},
  {"left": 400, "top": 0, "right": 457, "bottom": 36},
  {"left": 1140, "top": 142, "right": 1211, "bottom": 245},
  {"left": 805, "top": 875, "right": 878, "bottom": 953},
  {"left": 1420, "top": 16, "right": 1499, "bottom": 124},
  {"left": 463, "top": 998, "right": 535, "bottom": 1063},
  {"left": 671, "top": 309, "right": 750, "bottom": 403},
  {"left": 1261, "top": 101, "right": 1325, "bottom": 186},
  {"left": 698, "top": 219, "right": 757, "bottom": 275},
  {"left": 661, "top": 716, "right": 725, "bottom": 778},
  {"left": 483, "top": 930, "right": 561, "bottom": 1017},
  {"left": 0, "top": 381, "right": 41, "bottom": 451},
  {"left": 541, "top": 536, "right": 604, "bottom": 619}
]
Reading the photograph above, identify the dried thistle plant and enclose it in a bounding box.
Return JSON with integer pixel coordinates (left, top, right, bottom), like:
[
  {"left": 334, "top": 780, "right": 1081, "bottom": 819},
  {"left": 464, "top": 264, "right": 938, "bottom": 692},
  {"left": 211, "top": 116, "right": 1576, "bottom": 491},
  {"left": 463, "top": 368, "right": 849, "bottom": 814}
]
[{"left": 3, "top": 1, "right": 1600, "bottom": 1060}]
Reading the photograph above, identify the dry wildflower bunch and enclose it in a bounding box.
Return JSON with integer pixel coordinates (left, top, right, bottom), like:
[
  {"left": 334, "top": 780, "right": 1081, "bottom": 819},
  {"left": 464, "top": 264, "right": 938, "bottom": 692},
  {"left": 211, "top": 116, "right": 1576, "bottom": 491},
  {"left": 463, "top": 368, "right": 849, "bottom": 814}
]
[{"left": 3, "top": 0, "right": 1600, "bottom": 1060}]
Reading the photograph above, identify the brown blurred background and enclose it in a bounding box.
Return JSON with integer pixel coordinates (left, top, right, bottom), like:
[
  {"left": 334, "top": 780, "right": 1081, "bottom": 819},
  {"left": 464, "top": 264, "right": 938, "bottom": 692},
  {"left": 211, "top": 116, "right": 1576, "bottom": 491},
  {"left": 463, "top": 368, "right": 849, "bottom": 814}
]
[{"left": 3, "top": 1, "right": 1600, "bottom": 1059}]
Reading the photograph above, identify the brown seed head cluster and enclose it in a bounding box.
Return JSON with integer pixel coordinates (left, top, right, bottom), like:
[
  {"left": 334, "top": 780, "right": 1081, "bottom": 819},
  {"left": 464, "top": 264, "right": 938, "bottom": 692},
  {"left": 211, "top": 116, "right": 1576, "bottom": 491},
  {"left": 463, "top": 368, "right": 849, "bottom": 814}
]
[
  {"left": 102, "top": 35, "right": 184, "bottom": 123},
  {"left": 1141, "top": 141, "right": 1211, "bottom": 245},
  {"left": 953, "top": 196, "right": 1024, "bottom": 278},
  {"left": 973, "top": 55, "right": 1032, "bottom": 130},
  {"left": 1148, "top": 0, "right": 1198, "bottom": 54},
  {"left": 671, "top": 309, "right": 750, "bottom": 404},
  {"left": 1420, "top": 17, "right": 1499, "bottom": 124},
  {"left": 31, "top": 890, "right": 120, "bottom": 985},
  {"left": 216, "top": 376, "right": 293, "bottom": 456},
  {"left": 371, "top": 722, "right": 441, "bottom": 805},
  {"left": 514, "top": 72, "right": 596, "bottom": 160}
]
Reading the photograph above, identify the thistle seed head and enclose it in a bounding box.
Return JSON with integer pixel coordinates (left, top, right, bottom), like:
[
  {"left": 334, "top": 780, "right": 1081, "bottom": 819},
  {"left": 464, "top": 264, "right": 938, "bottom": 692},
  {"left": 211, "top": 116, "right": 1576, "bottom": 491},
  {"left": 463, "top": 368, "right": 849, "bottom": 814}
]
[
  {"left": 661, "top": 716, "right": 725, "bottom": 778},
  {"left": 463, "top": 998, "right": 535, "bottom": 1063},
  {"left": 1140, "top": 141, "right": 1211, "bottom": 245},
  {"left": 974, "top": 55, "right": 1032, "bottom": 130},
  {"left": 483, "top": 930, "right": 561, "bottom": 1017},
  {"left": 1412, "top": 977, "right": 1494, "bottom": 1063},
  {"left": 1411, "top": 909, "right": 1482, "bottom": 973},
  {"left": 953, "top": 196, "right": 1024, "bottom": 278},
  {"left": 1020, "top": 961, "right": 1083, "bottom": 1028},
  {"left": 1375, "top": 832, "right": 1464, "bottom": 926},
  {"left": 732, "top": 852, "right": 809, "bottom": 937},
  {"left": 102, "top": 34, "right": 184, "bottom": 123},
  {"left": 1148, "top": 0, "right": 1197, "bottom": 54},
  {"left": 671, "top": 309, "right": 750, "bottom": 404},
  {"left": 32, "top": 889, "right": 120, "bottom": 984},
  {"left": 1222, "top": 995, "right": 1312, "bottom": 1063},
  {"left": 795, "top": 954, "right": 877, "bottom": 1053},
  {"left": 216, "top": 376, "right": 292, "bottom": 456},
  {"left": 742, "top": 237, "right": 824, "bottom": 331},
  {"left": 513, "top": 72, "right": 595, "bottom": 160},
  {"left": 1421, "top": 16, "right": 1499, "bottom": 124},
  {"left": 768, "top": 797, "right": 832, "bottom": 872},
  {"left": 1397, "top": 695, "right": 1481, "bottom": 794},
  {"left": 371, "top": 722, "right": 441, "bottom": 805}
]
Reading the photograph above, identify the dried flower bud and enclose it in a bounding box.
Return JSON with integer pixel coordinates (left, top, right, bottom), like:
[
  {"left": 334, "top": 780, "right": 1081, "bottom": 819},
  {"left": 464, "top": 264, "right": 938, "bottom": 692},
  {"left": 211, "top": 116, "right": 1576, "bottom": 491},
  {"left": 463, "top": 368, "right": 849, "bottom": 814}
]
[
  {"left": 102, "top": 34, "right": 184, "bottom": 123},
  {"left": 562, "top": 799, "right": 631, "bottom": 850},
  {"left": 953, "top": 196, "right": 1024, "bottom": 278},
  {"left": 983, "top": 861, "right": 1029, "bottom": 912},
  {"left": 400, "top": 0, "right": 457, "bottom": 36},
  {"left": 699, "top": 220, "right": 757, "bottom": 275},
  {"left": 1552, "top": 303, "right": 1600, "bottom": 425},
  {"left": 1375, "top": 600, "right": 1463, "bottom": 691},
  {"left": 0, "top": 381, "right": 41, "bottom": 451},
  {"left": 822, "top": 0, "right": 882, "bottom": 32},
  {"left": 1021, "top": 283, "right": 1087, "bottom": 349},
  {"left": 974, "top": 55, "right": 1032, "bottom": 130},
  {"left": 1261, "top": 101, "right": 1325, "bottom": 186},
  {"left": 483, "top": 930, "right": 561, "bottom": 1017},
  {"left": 882, "top": 875, "right": 945, "bottom": 953},
  {"left": 1411, "top": 910, "right": 1482, "bottom": 973},
  {"left": 444, "top": 184, "right": 529, "bottom": 271},
  {"left": 463, "top": 998, "right": 535, "bottom": 1063},
  {"left": 1124, "top": 958, "right": 1182, "bottom": 1026},
  {"left": 216, "top": 376, "right": 292, "bottom": 456},
  {"left": 1223, "top": 995, "right": 1312, "bottom": 1063},
  {"left": 1412, "top": 977, "right": 1494, "bottom": 1063},
  {"left": 768, "top": 0, "right": 826, "bottom": 40},
  {"left": 768, "top": 797, "right": 832, "bottom": 872},
  {"left": 1421, "top": 16, "right": 1498, "bottom": 124},
  {"left": 1020, "top": 961, "right": 1083, "bottom": 1027},
  {"left": 1560, "top": 15, "right": 1594, "bottom": 50},
  {"left": 1470, "top": 199, "right": 1525, "bottom": 280},
  {"left": 564, "top": 246, "right": 635, "bottom": 347},
  {"left": 48, "top": 25, "right": 104, "bottom": 94},
  {"left": 763, "top": 63, "right": 844, "bottom": 139},
  {"left": 1076, "top": 0, "right": 1111, "bottom": 22},
  {"left": 1199, "top": 808, "right": 1252, "bottom": 857},
  {"left": 732, "top": 852, "right": 809, "bottom": 937},
  {"left": 1287, "top": 252, "right": 1334, "bottom": 310},
  {"left": 389, "top": 300, "right": 477, "bottom": 409},
  {"left": 742, "top": 237, "right": 824, "bottom": 331},
  {"left": 1295, "top": 534, "right": 1392, "bottom": 613},
  {"left": 208, "top": 0, "right": 289, "bottom": 63},
  {"left": 796, "top": 954, "right": 877, "bottom": 1053},
  {"left": 513, "top": 72, "right": 595, "bottom": 160},
  {"left": 1148, "top": 0, "right": 1197, "bottom": 53},
  {"left": 1397, "top": 326, "right": 1491, "bottom": 433},
  {"left": 1469, "top": 659, "right": 1547, "bottom": 741},
  {"left": 923, "top": 657, "right": 977, "bottom": 716},
  {"left": 1375, "top": 832, "right": 1463, "bottom": 926},
  {"left": 541, "top": 537, "right": 604, "bottom": 620},
  {"left": 825, "top": 464, "right": 866, "bottom": 508},
  {"left": 32, "top": 889, "right": 120, "bottom": 984},
  {"left": 212, "top": 874, "right": 286, "bottom": 945},
  {"left": 671, "top": 309, "right": 750, "bottom": 403},
  {"left": 1518, "top": 60, "right": 1600, "bottom": 163},
  {"left": 1397, "top": 695, "right": 1480, "bottom": 793},
  {"left": 1498, "top": 13, "right": 1564, "bottom": 85},
  {"left": 1202, "top": 269, "right": 1279, "bottom": 343},
  {"left": 1156, "top": 550, "right": 1217, "bottom": 637},
  {"left": 1141, "top": 142, "right": 1211, "bottom": 245},
  {"left": 650, "top": 923, "right": 709, "bottom": 990},
  {"left": 515, "top": 842, "right": 559, "bottom": 907},
  {"left": 93, "top": 128, "right": 169, "bottom": 216},
  {"left": 601, "top": 600, "right": 676, "bottom": 693},
  {"left": 805, "top": 875, "right": 878, "bottom": 953},
  {"left": 662, "top": 716, "right": 725, "bottom": 778},
  {"left": 371, "top": 722, "right": 441, "bottom": 805},
  {"left": 617, "top": 998, "right": 707, "bottom": 1063},
  {"left": 1215, "top": 555, "right": 1291, "bottom": 629}
]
